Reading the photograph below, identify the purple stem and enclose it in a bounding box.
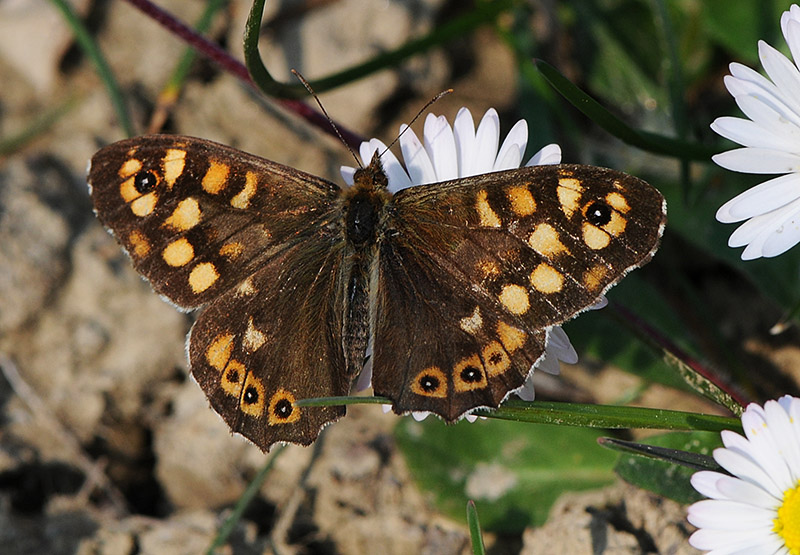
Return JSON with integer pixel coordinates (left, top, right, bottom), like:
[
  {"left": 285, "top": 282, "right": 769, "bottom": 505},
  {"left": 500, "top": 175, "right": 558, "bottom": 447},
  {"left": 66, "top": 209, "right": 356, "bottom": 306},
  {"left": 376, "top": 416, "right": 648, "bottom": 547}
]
[{"left": 612, "top": 303, "right": 748, "bottom": 408}]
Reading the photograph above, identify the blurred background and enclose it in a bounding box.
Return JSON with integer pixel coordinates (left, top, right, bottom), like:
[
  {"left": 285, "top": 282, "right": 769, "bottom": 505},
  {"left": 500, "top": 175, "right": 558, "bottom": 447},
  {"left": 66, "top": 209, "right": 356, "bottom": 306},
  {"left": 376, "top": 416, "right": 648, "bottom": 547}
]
[{"left": 0, "top": 0, "right": 795, "bottom": 553}]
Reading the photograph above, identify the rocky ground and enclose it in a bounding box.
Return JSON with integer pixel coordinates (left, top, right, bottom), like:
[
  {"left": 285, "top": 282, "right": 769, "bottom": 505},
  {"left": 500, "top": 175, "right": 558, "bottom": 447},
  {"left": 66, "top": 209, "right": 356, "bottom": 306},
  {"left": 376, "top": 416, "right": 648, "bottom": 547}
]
[{"left": 2, "top": 0, "right": 787, "bottom": 553}]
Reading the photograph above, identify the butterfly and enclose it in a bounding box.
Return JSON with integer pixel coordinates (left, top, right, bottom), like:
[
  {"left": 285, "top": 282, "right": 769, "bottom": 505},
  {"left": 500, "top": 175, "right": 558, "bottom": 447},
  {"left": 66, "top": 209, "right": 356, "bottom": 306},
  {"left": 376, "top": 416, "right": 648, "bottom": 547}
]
[{"left": 88, "top": 128, "right": 666, "bottom": 451}]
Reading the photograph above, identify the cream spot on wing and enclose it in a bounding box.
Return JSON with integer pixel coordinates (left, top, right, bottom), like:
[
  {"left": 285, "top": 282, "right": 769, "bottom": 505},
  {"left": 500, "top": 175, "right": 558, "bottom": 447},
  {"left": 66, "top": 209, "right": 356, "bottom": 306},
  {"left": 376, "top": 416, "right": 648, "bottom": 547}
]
[
  {"left": 219, "top": 242, "right": 244, "bottom": 259},
  {"left": 243, "top": 316, "right": 267, "bottom": 353},
  {"left": 527, "top": 223, "right": 570, "bottom": 256},
  {"left": 507, "top": 185, "right": 536, "bottom": 217},
  {"left": 557, "top": 178, "right": 584, "bottom": 218},
  {"left": 530, "top": 263, "right": 564, "bottom": 294},
  {"left": 127, "top": 230, "right": 151, "bottom": 258},
  {"left": 189, "top": 262, "right": 219, "bottom": 293},
  {"left": 162, "top": 149, "right": 186, "bottom": 189},
  {"left": 482, "top": 341, "right": 511, "bottom": 376},
  {"left": 604, "top": 212, "right": 627, "bottom": 236},
  {"left": 130, "top": 192, "right": 158, "bottom": 216},
  {"left": 584, "top": 264, "right": 609, "bottom": 292},
  {"left": 120, "top": 176, "right": 139, "bottom": 202},
  {"left": 476, "top": 190, "right": 501, "bottom": 227},
  {"left": 459, "top": 306, "right": 483, "bottom": 335},
  {"left": 496, "top": 321, "right": 526, "bottom": 353},
  {"left": 606, "top": 191, "right": 630, "bottom": 213},
  {"left": 498, "top": 284, "right": 529, "bottom": 315},
  {"left": 162, "top": 238, "right": 194, "bottom": 267},
  {"left": 231, "top": 171, "right": 258, "bottom": 209},
  {"left": 118, "top": 158, "right": 142, "bottom": 178},
  {"left": 164, "top": 197, "right": 201, "bottom": 231},
  {"left": 476, "top": 259, "right": 500, "bottom": 278},
  {"left": 236, "top": 276, "right": 256, "bottom": 297},
  {"left": 582, "top": 223, "right": 611, "bottom": 250},
  {"left": 207, "top": 333, "right": 234, "bottom": 371},
  {"left": 202, "top": 160, "right": 230, "bottom": 194}
]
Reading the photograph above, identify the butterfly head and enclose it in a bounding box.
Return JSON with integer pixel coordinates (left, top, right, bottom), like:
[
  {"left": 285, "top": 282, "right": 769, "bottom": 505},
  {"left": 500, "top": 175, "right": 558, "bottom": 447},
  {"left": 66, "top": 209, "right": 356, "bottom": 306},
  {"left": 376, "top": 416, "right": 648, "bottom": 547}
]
[{"left": 351, "top": 151, "right": 389, "bottom": 193}]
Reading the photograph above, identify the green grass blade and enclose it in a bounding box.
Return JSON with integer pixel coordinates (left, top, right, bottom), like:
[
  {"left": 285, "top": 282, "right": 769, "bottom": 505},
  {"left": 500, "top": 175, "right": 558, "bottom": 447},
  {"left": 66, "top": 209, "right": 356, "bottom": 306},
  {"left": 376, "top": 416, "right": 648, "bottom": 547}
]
[
  {"left": 49, "top": 0, "right": 134, "bottom": 136},
  {"left": 466, "top": 501, "right": 486, "bottom": 555},
  {"left": 535, "top": 59, "right": 717, "bottom": 161},
  {"left": 295, "top": 396, "right": 741, "bottom": 433},
  {"left": 206, "top": 445, "right": 286, "bottom": 554}
]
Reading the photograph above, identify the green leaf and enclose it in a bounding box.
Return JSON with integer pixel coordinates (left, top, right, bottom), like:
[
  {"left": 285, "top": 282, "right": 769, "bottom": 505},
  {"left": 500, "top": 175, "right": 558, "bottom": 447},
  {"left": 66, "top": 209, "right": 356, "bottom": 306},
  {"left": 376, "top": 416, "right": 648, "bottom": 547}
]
[
  {"left": 395, "top": 417, "right": 617, "bottom": 532},
  {"left": 613, "top": 431, "right": 722, "bottom": 504}
]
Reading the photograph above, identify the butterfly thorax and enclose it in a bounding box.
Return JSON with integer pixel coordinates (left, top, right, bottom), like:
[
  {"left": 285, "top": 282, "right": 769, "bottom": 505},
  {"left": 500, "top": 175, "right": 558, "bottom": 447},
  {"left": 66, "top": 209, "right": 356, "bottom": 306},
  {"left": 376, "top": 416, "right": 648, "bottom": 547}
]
[
  {"left": 345, "top": 155, "right": 391, "bottom": 246},
  {"left": 340, "top": 155, "right": 392, "bottom": 379}
]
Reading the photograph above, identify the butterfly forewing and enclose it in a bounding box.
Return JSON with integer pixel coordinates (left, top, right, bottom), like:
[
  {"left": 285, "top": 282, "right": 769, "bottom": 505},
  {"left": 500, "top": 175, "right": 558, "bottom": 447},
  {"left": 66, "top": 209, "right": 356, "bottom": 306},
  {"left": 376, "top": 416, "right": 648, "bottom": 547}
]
[
  {"left": 88, "top": 135, "right": 342, "bottom": 308},
  {"left": 371, "top": 164, "right": 665, "bottom": 420},
  {"left": 89, "top": 135, "right": 350, "bottom": 449}
]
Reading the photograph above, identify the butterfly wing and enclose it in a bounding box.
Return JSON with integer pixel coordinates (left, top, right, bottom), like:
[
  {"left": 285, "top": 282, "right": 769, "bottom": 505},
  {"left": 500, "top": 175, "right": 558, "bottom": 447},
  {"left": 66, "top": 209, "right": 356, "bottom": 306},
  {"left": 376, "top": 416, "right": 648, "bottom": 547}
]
[
  {"left": 372, "top": 164, "right": 666, "bottom": 420},
  {"left": 89, "top": 135, "right": 349, "bottom": 449}
]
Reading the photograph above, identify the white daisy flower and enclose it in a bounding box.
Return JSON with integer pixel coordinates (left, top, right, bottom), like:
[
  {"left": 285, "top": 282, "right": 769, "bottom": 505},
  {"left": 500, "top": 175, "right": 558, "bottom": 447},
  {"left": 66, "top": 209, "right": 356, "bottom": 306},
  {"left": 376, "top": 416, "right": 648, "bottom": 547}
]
[
  {"left": 688, "top": 395, "right": 800, "bottom": 554},
  {"left": 342, "top": 107, "right": 585, "bottom": 410},
  {"left": 713, "top": 5, "right": 800, "bottom": 260}
]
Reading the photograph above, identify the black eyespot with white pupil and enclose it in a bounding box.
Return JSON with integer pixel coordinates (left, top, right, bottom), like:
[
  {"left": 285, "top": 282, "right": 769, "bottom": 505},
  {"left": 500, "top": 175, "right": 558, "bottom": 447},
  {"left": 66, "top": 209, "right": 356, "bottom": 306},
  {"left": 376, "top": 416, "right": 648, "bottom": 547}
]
[
  {"left": 461, "top": 366, "right": 482, "bottom": 383},
  {"left": 585, "top": 201, "right": 612, "bottom": 227},
  {"left": 419, "top": 375, "right": 440, "bottom": 392},
  {"left": 134, "top": 170, "right": 158, "bottom": 194},
  {"left": 274, "top": 398, "right": 293, "bottom": 419},
  {"left": 243, "top": 385, "right": 260, "bottom": 406}
]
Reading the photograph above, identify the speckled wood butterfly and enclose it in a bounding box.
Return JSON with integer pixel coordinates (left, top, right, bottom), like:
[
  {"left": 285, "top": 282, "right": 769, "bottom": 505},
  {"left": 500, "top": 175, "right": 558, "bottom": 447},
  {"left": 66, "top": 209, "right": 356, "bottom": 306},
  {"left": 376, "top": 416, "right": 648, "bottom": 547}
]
[{"left": 88, "top": 134, "right": 665, "bottom": 451}]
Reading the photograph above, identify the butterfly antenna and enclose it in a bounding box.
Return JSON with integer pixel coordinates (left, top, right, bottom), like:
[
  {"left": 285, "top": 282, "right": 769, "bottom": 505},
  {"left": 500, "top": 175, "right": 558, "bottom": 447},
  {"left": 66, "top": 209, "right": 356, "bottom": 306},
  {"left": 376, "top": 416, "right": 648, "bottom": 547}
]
[
  {"left": 292, "top": 69, "right": 363, "bottom": 169},
  {"left": 380, "top": 89, "right": 453, "bottom": 157}
]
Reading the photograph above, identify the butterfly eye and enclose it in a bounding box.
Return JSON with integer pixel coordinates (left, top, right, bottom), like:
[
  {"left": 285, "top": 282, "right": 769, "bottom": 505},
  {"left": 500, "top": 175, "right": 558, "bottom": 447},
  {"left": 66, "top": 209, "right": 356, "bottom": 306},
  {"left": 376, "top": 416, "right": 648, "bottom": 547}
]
[
  {"left": 584, "top": 201, "right": 612, "bottom": 227},
  {"left": 134, "top": 170, "right": 159, "bottom": 194}
]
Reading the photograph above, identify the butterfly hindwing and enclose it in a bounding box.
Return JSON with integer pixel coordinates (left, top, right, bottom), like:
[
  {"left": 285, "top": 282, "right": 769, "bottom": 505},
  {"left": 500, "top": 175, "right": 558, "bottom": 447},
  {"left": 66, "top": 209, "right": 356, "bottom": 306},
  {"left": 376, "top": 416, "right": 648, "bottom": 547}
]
[
  {"left": 371, "top": 164, "right": 665, "bottom": 420},
  {"left": 189, "top": 240, "right": 349, "bottom": 447}
]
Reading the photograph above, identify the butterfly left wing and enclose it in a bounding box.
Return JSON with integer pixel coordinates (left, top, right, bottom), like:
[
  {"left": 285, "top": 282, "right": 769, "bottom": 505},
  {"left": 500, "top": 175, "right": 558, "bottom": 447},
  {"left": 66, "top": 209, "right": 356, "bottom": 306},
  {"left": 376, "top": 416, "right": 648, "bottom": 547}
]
[
  {"left": 89, "top": 135, "right": 352, "bottom": 449},
  {"left": 372, "top": 164, "right": 666, "bottom": 420}
]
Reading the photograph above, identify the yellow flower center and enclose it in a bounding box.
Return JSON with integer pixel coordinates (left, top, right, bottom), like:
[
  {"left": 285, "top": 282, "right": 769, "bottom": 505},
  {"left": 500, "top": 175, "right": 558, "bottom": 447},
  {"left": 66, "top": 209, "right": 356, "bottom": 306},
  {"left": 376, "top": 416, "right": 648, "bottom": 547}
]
[{"left": 775, "top": 483, "right": 800, "bottom": 553}]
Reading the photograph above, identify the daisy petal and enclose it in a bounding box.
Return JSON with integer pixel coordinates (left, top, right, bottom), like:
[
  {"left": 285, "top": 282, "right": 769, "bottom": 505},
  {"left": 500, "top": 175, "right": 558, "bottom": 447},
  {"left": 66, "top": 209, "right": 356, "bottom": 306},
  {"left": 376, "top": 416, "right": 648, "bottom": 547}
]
[
  {"left": 712, "top": 148, "right": 800, "bottom": 174},
  {"left": 758, "top": 40, "right": 800, "bottom": 118},
  {"left": 714, "top": 8, "right": 800, "bottom": 260},
  {"left": 526, "top": 143, "right": 562, "bottom": 166},
  {"left": 711, "top": 116, "right": 800, "bottom": 151},
  {"left": 472, "top": 109, "right": 500, "bottom": 176},
  {"left": 716, "top": 174, "right": 800, "bottom": 222},
  {"left": 453, "top": 107, "right": 477, "bottom": 174},
  {"left": 423, "top": 114, "right": 458, "bottom": 181},
  {"left": 494, "top": 119, "right": 527, "bottom": 171},
  {"left": 687, "top": 499, "right": 774, "bottom": 529},
  {"left": 399, "top": 125, "right": 437, "bottom": 185}
]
